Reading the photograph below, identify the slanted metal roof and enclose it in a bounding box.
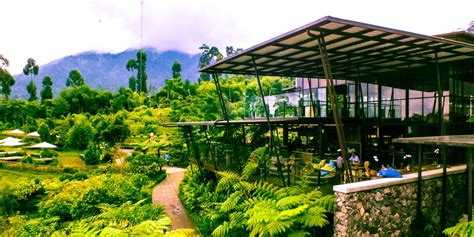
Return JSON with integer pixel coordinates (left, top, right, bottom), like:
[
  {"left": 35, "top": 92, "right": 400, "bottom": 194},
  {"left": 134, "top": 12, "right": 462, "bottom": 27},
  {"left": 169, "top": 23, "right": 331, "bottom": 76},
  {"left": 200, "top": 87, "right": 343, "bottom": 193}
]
[
  {"left": 201, "top": 16, "right": 474, "bottom": 78},
  {"left": 393, "top": 134, "right": 474, "bottom": 148}
]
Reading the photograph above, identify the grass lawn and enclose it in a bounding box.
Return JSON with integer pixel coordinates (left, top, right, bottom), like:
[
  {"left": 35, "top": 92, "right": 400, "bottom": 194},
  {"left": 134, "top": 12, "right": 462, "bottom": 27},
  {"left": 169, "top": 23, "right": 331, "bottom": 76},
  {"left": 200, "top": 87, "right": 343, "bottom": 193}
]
[
  {"left": 57, "top": 150, "right": 86, "bottom": 169},
  {"left": 0, "top": 169, "right": 59, "bottom": 189}
]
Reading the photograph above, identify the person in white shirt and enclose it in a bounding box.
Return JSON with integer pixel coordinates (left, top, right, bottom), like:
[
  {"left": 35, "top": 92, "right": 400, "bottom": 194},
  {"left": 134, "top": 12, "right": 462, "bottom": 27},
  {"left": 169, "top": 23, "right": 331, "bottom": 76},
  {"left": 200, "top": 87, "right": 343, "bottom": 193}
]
[{"left": 349, "top": 150, "right": 360, "bottom": 164}]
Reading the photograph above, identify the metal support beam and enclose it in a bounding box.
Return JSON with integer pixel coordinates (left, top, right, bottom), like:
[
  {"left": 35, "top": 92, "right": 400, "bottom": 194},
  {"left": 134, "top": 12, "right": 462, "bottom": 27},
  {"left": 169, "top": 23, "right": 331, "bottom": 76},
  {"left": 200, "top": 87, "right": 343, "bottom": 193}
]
[
  {"left": 435, "top": 52, "right": 444, "bottom": 136},
  {"left": 468, "top": 147, "right": 473, "bottom": 222},
  {"left": 307, "top": 78, "right": 317, "bottom": 118},
  {"left": 212, "top": 73, "right": 229, "bottom": 122},
  {"left": 252, "top": 56, "right": 286, "bottom": 187},
  {"left": 315, "top": 33, "right": 353, "bottom": 183}
]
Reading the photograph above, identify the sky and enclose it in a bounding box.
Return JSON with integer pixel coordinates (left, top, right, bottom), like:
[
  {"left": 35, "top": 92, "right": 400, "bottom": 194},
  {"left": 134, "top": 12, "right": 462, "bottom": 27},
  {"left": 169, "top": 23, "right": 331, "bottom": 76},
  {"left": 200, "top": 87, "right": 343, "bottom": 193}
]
[{"left": 1, "top": 0, "right": 473, "bottom": 74}]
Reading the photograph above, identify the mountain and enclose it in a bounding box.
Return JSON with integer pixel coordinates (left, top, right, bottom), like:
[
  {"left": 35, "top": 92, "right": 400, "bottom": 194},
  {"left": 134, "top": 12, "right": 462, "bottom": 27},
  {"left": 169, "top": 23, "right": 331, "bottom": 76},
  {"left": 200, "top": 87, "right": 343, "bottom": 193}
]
[{"left": 11, "top": 48, "right": 201, "bottom": 98}]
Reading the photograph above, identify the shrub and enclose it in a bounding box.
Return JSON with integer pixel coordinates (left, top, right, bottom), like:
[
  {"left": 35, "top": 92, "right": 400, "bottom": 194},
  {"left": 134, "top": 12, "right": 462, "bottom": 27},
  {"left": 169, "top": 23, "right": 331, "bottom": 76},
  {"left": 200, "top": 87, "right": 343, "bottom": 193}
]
[
  {"left": 38, "top": 174, "right": 152, "bottom": 221},
  {"left": 127, "top": 152, "right": 166, "bottom": 179},
  {"left": 40, "top": 149, "right": 58, "bottom": 158},
  {"left": 83, "top": 145, "right": 101, "bottom": 165}
]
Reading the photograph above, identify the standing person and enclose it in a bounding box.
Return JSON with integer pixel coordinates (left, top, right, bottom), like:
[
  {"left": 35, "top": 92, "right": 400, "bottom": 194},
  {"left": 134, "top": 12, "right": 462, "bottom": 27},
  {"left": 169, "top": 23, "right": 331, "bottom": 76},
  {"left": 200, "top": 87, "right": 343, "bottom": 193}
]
[
  {"left": 165, "top": 153, "right": 170, "bottom": 166},
  {"left": 336, "top": 150, "right": 344, "bottom": 183}
]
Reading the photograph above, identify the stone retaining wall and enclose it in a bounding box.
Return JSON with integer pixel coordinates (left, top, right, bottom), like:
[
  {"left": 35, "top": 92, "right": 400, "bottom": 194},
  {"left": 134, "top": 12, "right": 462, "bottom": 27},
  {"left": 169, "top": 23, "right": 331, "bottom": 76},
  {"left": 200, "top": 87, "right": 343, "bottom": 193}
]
[{"left": 333, "top": 167, "right": 466, "bottom": 236}]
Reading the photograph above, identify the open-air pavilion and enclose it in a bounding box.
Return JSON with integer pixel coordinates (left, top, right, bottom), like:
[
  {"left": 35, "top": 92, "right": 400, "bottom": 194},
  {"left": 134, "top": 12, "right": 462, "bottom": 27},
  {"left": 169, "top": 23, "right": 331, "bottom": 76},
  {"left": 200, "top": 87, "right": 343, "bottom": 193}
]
[{"left": 170, "top": 16, "right": 473, "bottom": 184}]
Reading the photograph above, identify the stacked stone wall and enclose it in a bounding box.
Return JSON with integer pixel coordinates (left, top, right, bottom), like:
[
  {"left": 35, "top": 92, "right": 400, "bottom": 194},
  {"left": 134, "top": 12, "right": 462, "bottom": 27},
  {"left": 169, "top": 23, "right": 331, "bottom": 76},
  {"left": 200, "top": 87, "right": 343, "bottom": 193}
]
[{"left": 334, "top": 173, "right": 465, "bottom": 236}]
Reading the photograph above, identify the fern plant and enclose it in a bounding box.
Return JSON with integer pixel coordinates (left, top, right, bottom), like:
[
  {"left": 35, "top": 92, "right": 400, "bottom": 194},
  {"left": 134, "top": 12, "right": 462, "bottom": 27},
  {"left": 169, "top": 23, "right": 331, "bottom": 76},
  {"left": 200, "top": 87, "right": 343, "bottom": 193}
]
[
  {"left": 211, "top": 170, "right": 334, "bottom": 237},
  {"left": 444, "top": 220, "right": 474, "bottom": 237}
]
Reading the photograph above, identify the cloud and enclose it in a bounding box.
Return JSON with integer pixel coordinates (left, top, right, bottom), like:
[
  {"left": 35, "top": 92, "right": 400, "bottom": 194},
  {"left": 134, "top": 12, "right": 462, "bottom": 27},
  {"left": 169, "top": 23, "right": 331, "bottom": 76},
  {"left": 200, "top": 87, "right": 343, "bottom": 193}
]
[{"left": 1, "top": 0, "right": 473, "bottom": 74}]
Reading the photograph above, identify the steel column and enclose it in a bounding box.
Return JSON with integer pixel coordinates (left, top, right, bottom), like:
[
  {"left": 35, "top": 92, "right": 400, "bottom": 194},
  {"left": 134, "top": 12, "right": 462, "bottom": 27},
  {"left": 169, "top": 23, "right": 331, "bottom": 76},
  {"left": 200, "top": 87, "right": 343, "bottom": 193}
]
[
  {"left": 252, "top": 56, "right": 286, "bottom": 186},
  {"left": 435, "top": 52, "right": 444, "bottom": 135},
  {"left": 468, "top": 147, "right": 473, "bottom": 221},
  {"left": 307, "top": 78, "right": 317, "bottom": 118},
  {"left": 212, "top": 73, "right": 229, "bottom": 122},
  {"left": 316, "top": 34, "right": 353, "bottom": 183}
]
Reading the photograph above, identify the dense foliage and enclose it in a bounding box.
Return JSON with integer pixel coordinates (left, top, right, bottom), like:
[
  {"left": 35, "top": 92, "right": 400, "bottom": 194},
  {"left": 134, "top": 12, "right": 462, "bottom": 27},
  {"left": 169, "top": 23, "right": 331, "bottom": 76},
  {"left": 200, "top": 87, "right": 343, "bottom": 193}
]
[{"left": 180, "top": 167, "right": 335, "bottom": 236}]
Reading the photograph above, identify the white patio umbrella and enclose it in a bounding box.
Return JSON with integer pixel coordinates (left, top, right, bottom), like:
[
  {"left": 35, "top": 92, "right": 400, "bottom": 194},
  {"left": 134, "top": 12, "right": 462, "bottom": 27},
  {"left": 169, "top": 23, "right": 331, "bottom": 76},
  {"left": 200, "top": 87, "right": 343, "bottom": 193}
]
[
  {"left": 29, "top": 142, "right": 57, "bottom": 149},
  {"left": 8, "top": 129, "right": 25, "bottom": 135},
  {"left": 27, "top": 131, "right": 41, "bottom": 137},
  {"left": 0, "top": 139, "right": 25, "bottom": 147},
  {"left": 0, "top": 137, "right": 21, "bottom": 144}
]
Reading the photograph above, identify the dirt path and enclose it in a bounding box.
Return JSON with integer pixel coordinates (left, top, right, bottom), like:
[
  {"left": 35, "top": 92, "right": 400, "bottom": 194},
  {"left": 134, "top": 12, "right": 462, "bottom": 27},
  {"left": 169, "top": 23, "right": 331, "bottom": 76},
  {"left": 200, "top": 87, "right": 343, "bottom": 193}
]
[{"left": 152, "top": 166, "right": 197, "bottom": 231}]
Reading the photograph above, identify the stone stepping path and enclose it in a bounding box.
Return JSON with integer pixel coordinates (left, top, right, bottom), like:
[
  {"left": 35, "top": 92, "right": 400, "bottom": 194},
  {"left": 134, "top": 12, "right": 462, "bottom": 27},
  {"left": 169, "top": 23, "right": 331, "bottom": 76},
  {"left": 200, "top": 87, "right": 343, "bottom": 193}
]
[{"left": 152, "top": 167, "right": 197, "bottom": 231}]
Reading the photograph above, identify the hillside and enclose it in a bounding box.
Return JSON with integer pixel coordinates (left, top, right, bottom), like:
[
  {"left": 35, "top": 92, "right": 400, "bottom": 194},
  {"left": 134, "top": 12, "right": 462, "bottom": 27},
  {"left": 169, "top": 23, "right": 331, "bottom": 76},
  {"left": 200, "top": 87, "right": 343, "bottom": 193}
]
[{"left": 11, "top": 48, "right": 201, "bottom": 98}]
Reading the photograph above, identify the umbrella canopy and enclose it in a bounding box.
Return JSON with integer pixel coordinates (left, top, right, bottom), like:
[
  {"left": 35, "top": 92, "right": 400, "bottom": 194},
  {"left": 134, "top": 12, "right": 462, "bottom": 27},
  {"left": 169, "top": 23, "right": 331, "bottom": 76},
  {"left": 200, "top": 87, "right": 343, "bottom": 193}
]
[
  {"left": 0, "top": 137, "right": 21, "bottom": 144},
  {"left": 0, "top": 139, "right": 25, "bottom": 147},
  {"left": 8, "top": 129, "right": 25, "bottom": 135},
  {"left": 27, "top": 131, "right": 41, "bottom": 137},
  {"left": 29, "top": 142, "right": 57, "bottom": 149}
]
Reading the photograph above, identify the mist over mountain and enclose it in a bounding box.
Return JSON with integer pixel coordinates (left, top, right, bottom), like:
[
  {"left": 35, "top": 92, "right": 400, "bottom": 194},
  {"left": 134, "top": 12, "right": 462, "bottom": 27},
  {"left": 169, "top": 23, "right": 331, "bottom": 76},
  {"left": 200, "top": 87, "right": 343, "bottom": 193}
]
[{"left": 11, "top": 48, "right": 201, "bottom": 98}]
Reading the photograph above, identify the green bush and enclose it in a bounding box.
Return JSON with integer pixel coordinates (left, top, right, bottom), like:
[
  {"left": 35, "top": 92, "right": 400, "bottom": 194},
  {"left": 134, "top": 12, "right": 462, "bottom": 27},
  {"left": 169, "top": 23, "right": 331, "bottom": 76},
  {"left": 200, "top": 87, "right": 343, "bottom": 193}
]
[
  {"left": 83, "top": 145, "right": 101, "bottom": 165},
  {"left": 38, "top": 174, "right": 152, "bottom": 221},
  {"left": 40, "top": 149, "right": 58, "bottom": 158},
  {"left": 127, "top": 152, "right": 166, "bottom": 179}
]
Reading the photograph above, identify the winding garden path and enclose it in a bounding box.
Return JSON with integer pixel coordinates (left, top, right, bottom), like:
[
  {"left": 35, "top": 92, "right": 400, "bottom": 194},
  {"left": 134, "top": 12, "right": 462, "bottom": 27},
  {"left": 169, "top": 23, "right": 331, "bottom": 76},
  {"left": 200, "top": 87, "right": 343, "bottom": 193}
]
[{"left": 152, "top": 167, "right": 197, "bottom": 231}]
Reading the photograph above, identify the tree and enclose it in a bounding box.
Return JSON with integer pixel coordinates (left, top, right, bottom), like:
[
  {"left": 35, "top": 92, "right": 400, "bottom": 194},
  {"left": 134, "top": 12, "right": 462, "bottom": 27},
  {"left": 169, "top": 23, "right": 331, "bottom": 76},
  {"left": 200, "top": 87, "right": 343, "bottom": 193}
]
[
  {"left": 40, "top": 76, "right": 53, "bottom": 102},
  {"left": 26, "top": 80, "right": 38, "bottom": 102},
  {"left": 198, "top": 44, "right": 223, "bottom": 82},
  {"left": 23, "top": 58, "right": 39, "bottom": 101},
  {"left": 225, "top": 46, "right": 243, "bottom": 57},
  {"left": 172, "top": 60, "right": 181, "bottom": 79},
  {"left": 128, "top": 76, "right": 137, "bottom": 92},
  {"left": 66, "top": 69, "right": 85, "bottom": 87},
  {"left": 126, "top": 51, "right": 147, "bottom": 93},
  {"left": 136, "top": 50, "right": 148, "bottom": 93},
  {"left": 0, "top": 57, "right": 15, "bottom": 100},
  {"left": 126, "top": 59, "right": 138, "bottom": 92}
]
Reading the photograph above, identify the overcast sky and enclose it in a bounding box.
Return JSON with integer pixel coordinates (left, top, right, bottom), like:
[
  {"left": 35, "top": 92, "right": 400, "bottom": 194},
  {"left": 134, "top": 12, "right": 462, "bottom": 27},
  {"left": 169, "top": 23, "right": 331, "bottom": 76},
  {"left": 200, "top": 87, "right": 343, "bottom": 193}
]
[{"left": 1, "top": 0, "right": 473, "bottom": 74}]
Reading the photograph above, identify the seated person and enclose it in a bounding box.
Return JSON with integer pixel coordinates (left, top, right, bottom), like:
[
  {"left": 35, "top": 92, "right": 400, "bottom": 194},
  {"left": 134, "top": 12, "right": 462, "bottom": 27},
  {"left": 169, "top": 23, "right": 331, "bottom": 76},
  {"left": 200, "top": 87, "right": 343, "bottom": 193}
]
[
  {"left": 320, "top": 159, "right": 336, "bottom": 177},
  {"left": 349, "top": 150, "right": 360, "bottom": 164},
  {"left": 363, "top": 161, "right": 378, "bottom": 179}
]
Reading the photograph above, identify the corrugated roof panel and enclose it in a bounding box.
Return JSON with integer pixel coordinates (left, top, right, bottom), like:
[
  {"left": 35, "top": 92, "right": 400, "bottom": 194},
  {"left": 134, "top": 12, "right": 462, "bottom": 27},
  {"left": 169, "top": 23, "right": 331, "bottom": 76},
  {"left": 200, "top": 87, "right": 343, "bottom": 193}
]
[
  {"left": 253, "top": 45, "right": 282, "bottom": 55},
  {"left": 232, "top": 65, "right": 250, "bottom": 70},
  {"left": 267, "top": 59, "right": 288, "bottom": 65},
  {"left": 323, "top": 34, "right": 344, "bottom": 42},
  {"left": 453, "top": 47, "right": 474, "bottom": 53},
  {"left": 363, "top": 30, "right": 385, "bottom": 37},
  {"left": 383, "top": 45, "right": 409, "bottom": 52},
  {"left": 273, "top": 48, "right": 300, "bottom": 57},
  {"left": 326, "top": 37, "right": 362, "bottom": 49},
  {"left": 382, "top": 34, "right": 402, "bottom": 40},
  {"left": 300, "top": 40, "right": 319, "bottom": 48},
  {"left": 398, "top": 37, "right": 417, "bottom": 42},
  {"left": 439, "top": 55, "right": 471, "bottom": 63},
  {"left": 255, "top": 57, "right": 272, "bottom": 64},
  {"left": 233, "top": 55, "right": 252, "bottom": 63},
  {"left": 279, "top": 33, "right": 310, "bottom": 45},
  {"left": 414, "top": 39, "right": 431, "bottom": 45},
  {"left": 214, "top": 63, "right": 234, "bottom": 69},
  {"left": 343, "top": 26, "right": 366, "bottom": 33},
  {"left": 339, "top": 40, "right": 378, "bottom": 52},
  {"left": 320, "top": 22, "right": 346, "bottom": 30},
  {"left": 289, "top": 51, "right": 317, "bottom": 59}
]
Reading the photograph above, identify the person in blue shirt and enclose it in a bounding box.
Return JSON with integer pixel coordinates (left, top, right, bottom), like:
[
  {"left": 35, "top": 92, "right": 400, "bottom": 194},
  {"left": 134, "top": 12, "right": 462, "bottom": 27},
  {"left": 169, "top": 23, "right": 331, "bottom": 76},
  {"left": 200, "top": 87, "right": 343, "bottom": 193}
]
[{"left": 165, "top": 153, "right": 170, "bottom": 165}]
